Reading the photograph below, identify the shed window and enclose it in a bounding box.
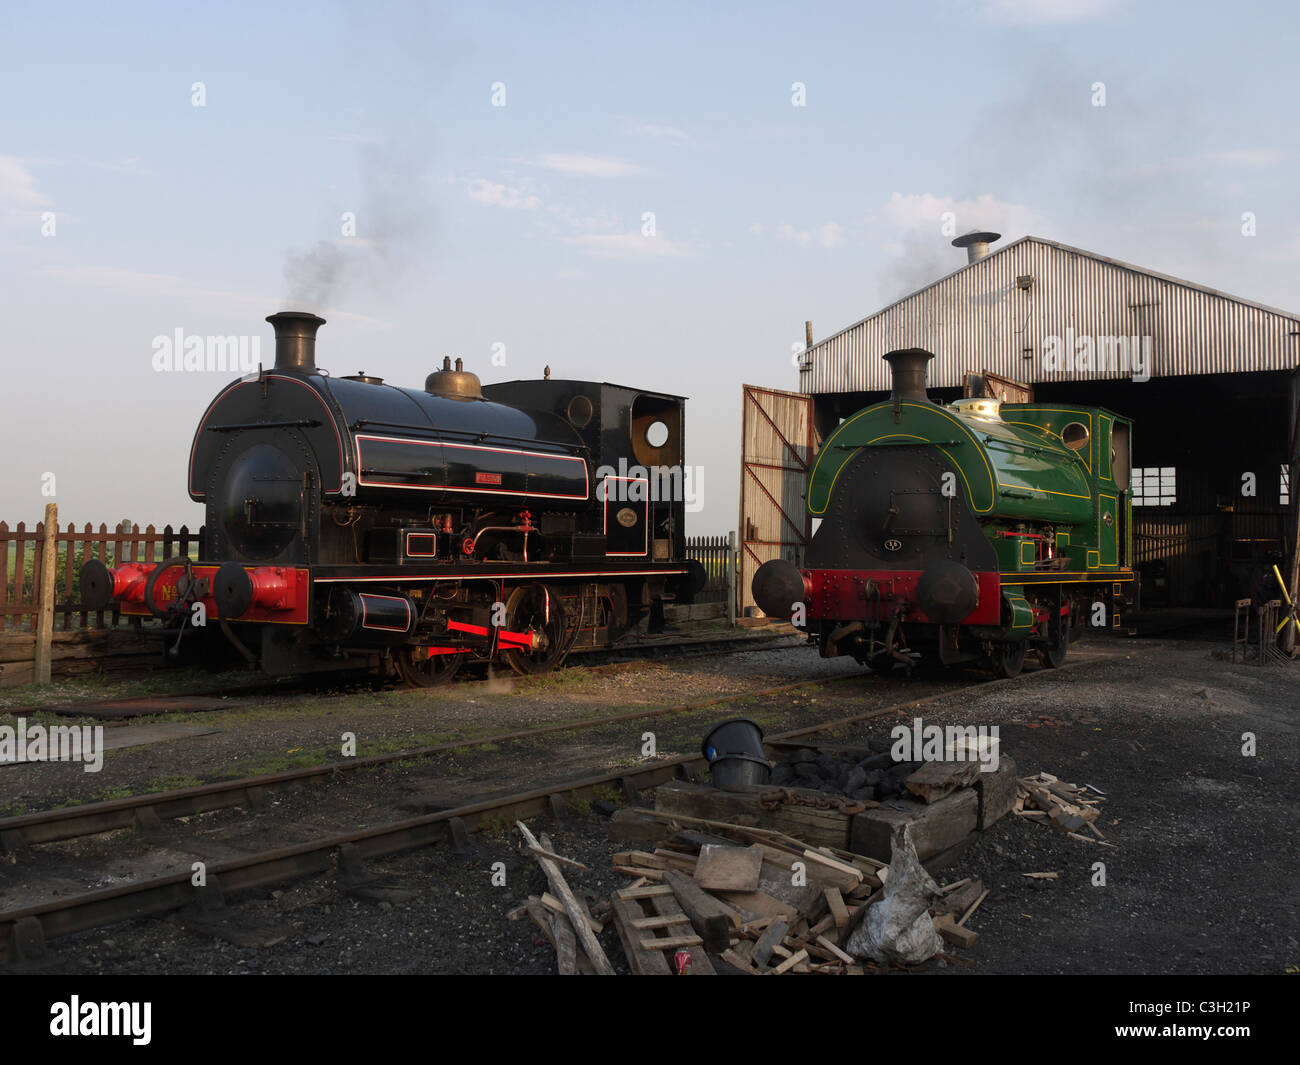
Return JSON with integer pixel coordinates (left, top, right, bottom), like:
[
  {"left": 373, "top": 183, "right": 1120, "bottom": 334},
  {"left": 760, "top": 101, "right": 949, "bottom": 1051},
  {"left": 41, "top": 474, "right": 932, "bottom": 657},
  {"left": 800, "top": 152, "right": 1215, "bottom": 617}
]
[
  {"left": 1132, "top": 467, "right": 1175, "bottom": 507},
  {"left": 1282, "top": 464, "right": 1291, "bottom": 506}
]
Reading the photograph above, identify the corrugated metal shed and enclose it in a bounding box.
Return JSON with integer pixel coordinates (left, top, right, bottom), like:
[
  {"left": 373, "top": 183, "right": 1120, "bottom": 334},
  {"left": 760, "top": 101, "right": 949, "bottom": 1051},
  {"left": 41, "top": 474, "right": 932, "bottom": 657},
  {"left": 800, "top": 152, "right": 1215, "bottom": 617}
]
[{"left": 801, "top": 236, "right": 1300, "bottom": 394}]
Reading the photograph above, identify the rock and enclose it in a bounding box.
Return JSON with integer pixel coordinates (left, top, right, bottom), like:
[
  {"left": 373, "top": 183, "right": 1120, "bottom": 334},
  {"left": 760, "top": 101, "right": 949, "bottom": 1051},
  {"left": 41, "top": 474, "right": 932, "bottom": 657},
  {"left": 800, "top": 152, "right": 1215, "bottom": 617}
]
[
  {"left": 593, "top": 800, "right": 616, "bottom": 816},
  {"left": 815, "top": 753, "right": 838, "bottom": 775},
  {"left": 866, "top": 736, "right": 894, "bottom": 755},
  {"left": 789, "top": 749, "right": 818, "bottom": 764},
  {"left": 770, "top": 764, "right": 795, "bottom": 786},
  {"left": 851, "top": 787, "right": 877, "bottom": 802},
  {"left": 794, "top": 763, "right": 821, "bottom": 783},
  {"left": 858, "top": 752, "right": 895, "bottom": 772},
  {"left": 846, "top": 766, "right": 868, "bottom": 792}
]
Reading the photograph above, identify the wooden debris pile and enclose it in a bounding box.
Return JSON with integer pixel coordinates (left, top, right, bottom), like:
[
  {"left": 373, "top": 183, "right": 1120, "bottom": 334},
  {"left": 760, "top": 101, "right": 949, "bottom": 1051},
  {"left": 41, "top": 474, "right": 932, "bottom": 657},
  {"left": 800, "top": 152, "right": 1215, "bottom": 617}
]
[
  {"left": 510, "top": 821, "right": 618, "bottom": 975},
  {"left": 1015, "top": 772, "right": 1116, "bottom": 847},
  {"left": 571, "top": 808, "right": 987, "bottom": 974}
]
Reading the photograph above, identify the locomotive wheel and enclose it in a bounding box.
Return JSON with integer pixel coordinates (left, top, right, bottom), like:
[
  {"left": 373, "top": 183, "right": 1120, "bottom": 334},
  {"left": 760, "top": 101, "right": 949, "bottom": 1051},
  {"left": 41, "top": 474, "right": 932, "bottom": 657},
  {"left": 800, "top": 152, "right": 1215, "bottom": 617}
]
[
  {"left": 396, "top": 646, "right": 464, "bottom": 687},
  {"left": 991, "top": 639, "right": 1027, "bottom": 679},
  {"left": 1037, "top": 612, "right": 1071, "bottom": 669},
  {"left": 502, "top": 583, "right": 569, "bottom": 675}
]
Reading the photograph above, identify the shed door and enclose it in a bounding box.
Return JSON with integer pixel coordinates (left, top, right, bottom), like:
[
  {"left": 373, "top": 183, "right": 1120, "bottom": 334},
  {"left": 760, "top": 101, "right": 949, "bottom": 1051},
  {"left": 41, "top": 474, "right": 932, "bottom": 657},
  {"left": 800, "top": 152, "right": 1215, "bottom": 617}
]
[
  {"left": 964, "top": 371, "right": 1033, "bottom": 403},
  {"left": 738, "top": 385, "right": 815, "bottom": 616}
]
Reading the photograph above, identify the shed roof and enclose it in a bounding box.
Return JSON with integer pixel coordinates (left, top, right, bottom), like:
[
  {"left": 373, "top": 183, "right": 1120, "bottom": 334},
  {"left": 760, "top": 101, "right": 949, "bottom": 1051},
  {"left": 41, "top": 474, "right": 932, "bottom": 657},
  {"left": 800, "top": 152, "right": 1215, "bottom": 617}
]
[{"left": 800, "top": 236, "right": 1300, "bottom": 395}]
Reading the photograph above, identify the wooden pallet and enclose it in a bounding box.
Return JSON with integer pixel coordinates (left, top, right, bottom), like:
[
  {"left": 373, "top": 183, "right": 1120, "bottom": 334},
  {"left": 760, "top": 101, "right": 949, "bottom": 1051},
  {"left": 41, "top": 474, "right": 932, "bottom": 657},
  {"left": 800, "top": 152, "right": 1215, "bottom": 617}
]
[{"left": 611, "top": 885, "right": 715, "bottom": 975}]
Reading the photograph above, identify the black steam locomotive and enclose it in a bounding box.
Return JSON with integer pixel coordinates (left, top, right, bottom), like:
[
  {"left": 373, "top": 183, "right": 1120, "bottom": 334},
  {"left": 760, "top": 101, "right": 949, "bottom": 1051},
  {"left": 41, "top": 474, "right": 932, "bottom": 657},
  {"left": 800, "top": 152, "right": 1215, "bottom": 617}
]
[{"left": 81, "top": 312, "right": 703, "bottom": 684}]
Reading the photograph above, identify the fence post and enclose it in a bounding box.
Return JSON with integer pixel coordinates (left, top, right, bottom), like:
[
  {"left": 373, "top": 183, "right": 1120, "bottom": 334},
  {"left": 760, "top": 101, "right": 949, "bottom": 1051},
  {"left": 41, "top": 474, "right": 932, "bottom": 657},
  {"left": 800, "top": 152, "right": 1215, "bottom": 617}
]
[
  {"left": 34, "top": 503, "right": 59, "bottom": 684},
  {"left": 727, "top": 530, "right": 737, "bottom": 628}
]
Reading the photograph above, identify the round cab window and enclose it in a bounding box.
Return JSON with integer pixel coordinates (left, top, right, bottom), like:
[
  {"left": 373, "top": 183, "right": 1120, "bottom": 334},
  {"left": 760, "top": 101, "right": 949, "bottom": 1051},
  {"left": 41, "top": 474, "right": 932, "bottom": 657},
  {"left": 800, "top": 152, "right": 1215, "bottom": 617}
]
[
  {"left": 567, "top": 395, "right": 594, "bottom": 429},
  {"left": 1061, "top": 422, "right": 1089, "bottom": 452},
  {"left": 646, "top": 420, "right": 670, "bottom": 448}
]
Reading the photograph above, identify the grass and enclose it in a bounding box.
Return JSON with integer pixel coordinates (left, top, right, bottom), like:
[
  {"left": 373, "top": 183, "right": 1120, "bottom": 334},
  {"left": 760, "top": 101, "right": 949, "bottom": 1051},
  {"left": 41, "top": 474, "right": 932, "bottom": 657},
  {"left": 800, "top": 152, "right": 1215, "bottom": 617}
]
[
  {"left": 477, "top": 812, "right": 512, "bottom": 839},
  {"left": 142, "top": 775, "right": 205, "bottom": 793}
]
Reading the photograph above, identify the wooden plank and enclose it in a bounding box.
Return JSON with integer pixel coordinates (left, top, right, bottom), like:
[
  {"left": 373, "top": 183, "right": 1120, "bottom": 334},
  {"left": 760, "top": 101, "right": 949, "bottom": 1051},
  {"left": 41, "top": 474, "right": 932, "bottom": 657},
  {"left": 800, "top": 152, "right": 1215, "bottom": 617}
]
[
  {"left": 772, "top": 948, "right": 809, "bottom": 975},
  {"left": 654, "top": 780, "right": 852, "bottom": 850},
  {"left": 517, "top": 821, "right": 615, "bottom": 975},
  {"left": 751, "top": 918, "right": 788, "bottom": 967},
  {"left": 975, "top": 754, "right": 1019, "bottom": 829},
  {"left": 933, "top": 912, "right": 978, "bottom": 949},
  {"left": 629, "top": 914, "right": 692, "bottom": 930},
  {"left": 935, "top": 878, "right": 984, "bottom": 918},
  {"left": 824, "top": 887, "right": 850, "bottom": 936},
  {"left": 714, "top": 889, "right": 797, "bottom": 923},
  {"left": 539, "top": 893, "right": 602, "bottom": 935},
  {"left": 548, "top": 911, "right": 579, "bottom": 975},
  {"left": 849, "top": 788, "right": 978, "bottom": 863},
  {"left": 646, "top": 888, "right": 716, "bottom": 975},
  {"left": 694, "top": 843, "right": 763, "bottom": 892},
  {"left": 720, "top": 948, "right": 759, "bottom": 974},
  {"left": 815, "top": 934, "right": 856, "bottom": 965},
  {"left": 753, "top": 859, "right": 825, "bottom": 916},
  {"left": 800, "top": 850, "right": 863, "bottom": 892},
  {"left": 616, "top": 884, "right": 672, "bottom": 900},
  {"left": 639, "top": 934, "right": 702, "bottom": 951},
  {"left": 528, "top": 845, "right": 588, "bottom": 872},
  {"left": 663, "top": 868, "right": 741, "bottom": 952},
  {"left": 957, "top": 889, "right": 989, "bottom": 927},
  {"left": 612, "top": 865, "right": 664, "bottom": 880},
  {"left": 904, "top": 759, "right": 982, "bottom": 803},
  {"left": 611, "top": 896, "right": 671, "bottom": 975}
]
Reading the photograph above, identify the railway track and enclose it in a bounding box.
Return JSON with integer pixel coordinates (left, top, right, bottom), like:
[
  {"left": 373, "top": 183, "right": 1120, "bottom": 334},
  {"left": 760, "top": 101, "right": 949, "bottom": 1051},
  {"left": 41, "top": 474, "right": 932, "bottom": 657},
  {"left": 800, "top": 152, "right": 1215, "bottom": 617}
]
[
  {"left": 0, "top": 651, "right": 1104, "bottom": 965},
  {"left": 6, "top": 628, "right": 798, "bottom": 719}
]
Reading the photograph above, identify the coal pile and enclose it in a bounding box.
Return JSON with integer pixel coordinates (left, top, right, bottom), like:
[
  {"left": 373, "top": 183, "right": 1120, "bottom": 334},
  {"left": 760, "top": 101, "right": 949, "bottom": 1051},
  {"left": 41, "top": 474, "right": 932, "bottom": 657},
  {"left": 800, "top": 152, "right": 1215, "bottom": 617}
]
[{"left": 768, "top": 742, "right": 922, "bottom": 803}]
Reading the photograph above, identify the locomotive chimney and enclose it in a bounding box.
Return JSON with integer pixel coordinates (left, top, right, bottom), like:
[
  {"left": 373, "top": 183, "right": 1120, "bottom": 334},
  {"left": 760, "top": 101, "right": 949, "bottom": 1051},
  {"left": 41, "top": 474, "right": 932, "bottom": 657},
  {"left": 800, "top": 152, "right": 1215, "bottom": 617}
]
[
  {"left": 951, "top": 230, "right": 1001, "bottom": 264},
  {"left": 267, "top": 311, "right": 326, "bottom": 373},
  {"left": 883, "top": 348, "right": 935, "bottom": 404}
]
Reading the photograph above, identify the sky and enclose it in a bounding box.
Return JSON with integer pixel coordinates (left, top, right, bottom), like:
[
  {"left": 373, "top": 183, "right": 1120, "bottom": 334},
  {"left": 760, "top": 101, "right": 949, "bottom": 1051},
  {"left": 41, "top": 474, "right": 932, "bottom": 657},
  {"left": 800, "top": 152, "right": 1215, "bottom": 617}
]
[{"left": 2, "top": 0, "right": 1297, "bottom": 535}]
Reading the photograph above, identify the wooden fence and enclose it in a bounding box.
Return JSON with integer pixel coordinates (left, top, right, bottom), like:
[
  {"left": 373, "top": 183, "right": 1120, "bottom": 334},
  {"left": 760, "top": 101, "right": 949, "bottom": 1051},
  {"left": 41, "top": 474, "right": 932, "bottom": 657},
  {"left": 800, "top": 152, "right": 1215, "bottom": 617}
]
[
  {"left": 0, "top": 520, "right": 734, "bottom": 688},
  {"left": 685, "top": 533, "right": 736, "bottom": 614},
  {"left": 1, "top": 521, "right": 206, "bottom": 632}
]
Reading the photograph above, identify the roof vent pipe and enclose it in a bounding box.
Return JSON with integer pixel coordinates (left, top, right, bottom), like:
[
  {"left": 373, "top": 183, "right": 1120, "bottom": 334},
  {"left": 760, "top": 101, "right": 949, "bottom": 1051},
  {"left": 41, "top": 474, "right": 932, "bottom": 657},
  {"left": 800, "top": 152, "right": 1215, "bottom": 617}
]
[
  {"left": 951, "top": 230, "right": 1001, "bottom": 264},
  {"left": 267, "top": 311, "right": 326, "bottom": 373}
]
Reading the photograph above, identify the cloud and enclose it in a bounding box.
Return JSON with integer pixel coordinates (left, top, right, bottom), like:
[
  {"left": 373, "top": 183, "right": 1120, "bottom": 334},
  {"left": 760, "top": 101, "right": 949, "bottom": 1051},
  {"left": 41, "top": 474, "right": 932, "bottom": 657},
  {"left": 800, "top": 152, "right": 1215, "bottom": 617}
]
[
  {"left": 0, "top": 156, "right": 50, "bottom": 224},
  {"left": 538, "top": 153, "right": 643, "bottom": 178},
  {"left": 1118, "top": 148, "right": 1283, "bottom": 180},
  {"left": 973, "top": 0, "right": 1127, "bottom": 24},
  {"left": 626, "top": 120, "right": 688, "bottom": 141},
  {"left": 880, "top": 191, "right": 1040, "bottom": 237},
  {"left": 776, "top": 222, "right": 845, "bottom": 249},
  {"left": 565, "top": 233, "right": 688, "bottom": 258},
  {"left": 816, "top": 223, "right": 844, "bottom": 248},
  {"left": 466, "top": 178, "right": 542, "bottom": 210},
  {"left": 37, "top": 262, "right": 385, "bottom": 322}
]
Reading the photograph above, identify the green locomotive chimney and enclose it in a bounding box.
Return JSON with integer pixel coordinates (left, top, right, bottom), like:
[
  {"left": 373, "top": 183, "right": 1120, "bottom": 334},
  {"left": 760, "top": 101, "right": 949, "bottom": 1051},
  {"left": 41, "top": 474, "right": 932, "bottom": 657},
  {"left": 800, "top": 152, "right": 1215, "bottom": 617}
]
[{"left": 883, "top": 347, "right": 935, "bottom": 404}]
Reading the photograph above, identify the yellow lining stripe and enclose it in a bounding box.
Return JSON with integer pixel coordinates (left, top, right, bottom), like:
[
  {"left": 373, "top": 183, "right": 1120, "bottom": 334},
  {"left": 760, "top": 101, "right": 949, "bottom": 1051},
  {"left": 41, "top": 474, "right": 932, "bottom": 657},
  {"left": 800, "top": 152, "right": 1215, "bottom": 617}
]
[{"left": 809, "top": 403, "right": 996, "bottom": 516}]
